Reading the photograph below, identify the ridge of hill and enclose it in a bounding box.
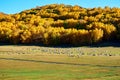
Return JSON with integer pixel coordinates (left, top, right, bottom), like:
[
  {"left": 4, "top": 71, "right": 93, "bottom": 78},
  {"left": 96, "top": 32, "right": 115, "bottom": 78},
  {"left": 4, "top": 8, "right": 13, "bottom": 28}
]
[{"left": 0, "top": 4, "right": 120, "bottom": 46}]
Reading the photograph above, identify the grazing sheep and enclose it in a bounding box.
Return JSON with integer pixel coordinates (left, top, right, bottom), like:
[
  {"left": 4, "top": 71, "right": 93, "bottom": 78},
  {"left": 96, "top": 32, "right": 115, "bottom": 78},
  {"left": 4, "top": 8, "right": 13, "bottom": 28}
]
[
  {"left": 76, "top": 54, "right": 80, "bottom": 58},
  {"left": 108, "top": 53, "right": 112, "bottom": 56},
  {"left": 103, "top": 53, "right": 108, "bottom": 56},
  {"left": 97, "top": 53, "right": 103, "bottom": 56},
  {"left": 68, "top": 53, "right": 75, "bottom": 57}
]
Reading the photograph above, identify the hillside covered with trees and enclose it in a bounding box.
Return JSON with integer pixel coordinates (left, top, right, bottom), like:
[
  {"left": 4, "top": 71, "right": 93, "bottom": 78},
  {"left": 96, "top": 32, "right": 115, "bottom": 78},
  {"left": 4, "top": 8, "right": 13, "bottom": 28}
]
[{"left": 0, "top": 4, "right": 120, "bottom": 46}]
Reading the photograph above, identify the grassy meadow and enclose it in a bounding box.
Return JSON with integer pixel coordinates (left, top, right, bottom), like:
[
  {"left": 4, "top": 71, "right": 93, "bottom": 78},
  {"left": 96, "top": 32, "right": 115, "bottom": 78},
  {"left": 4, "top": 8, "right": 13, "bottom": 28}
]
[{"left": 0, "top": 45, "right": 120, "bottom": 80}]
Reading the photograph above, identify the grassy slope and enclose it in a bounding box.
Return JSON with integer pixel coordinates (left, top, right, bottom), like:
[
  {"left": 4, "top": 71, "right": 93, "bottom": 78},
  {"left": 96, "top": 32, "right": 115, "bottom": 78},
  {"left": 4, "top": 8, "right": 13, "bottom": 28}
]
[{"left": 0, "top": 46, "right": 120, "bottom": 80}]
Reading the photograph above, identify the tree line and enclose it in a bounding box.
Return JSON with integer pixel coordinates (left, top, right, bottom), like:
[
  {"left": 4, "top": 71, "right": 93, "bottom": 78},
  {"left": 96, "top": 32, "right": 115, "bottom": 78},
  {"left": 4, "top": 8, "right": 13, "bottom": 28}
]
[{"left": 0, "top": 4, "right": 120, "bottom": 46}]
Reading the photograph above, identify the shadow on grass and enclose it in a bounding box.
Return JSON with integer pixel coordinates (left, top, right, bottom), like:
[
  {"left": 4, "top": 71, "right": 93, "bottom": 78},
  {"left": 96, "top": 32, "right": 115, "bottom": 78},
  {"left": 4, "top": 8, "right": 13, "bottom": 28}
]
[
  {"left": 0, "top": 57, "right": 120, "bottom": 68},
  {"left": 0, "top": 41, "right": 120, "bottom": 48}
]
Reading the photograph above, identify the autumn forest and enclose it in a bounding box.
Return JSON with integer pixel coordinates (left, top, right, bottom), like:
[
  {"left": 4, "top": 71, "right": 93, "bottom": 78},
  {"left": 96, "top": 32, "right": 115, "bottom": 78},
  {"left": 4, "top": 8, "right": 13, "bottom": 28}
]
[{"left": 0, "top": 4, "right": 120, "bottom": 46}]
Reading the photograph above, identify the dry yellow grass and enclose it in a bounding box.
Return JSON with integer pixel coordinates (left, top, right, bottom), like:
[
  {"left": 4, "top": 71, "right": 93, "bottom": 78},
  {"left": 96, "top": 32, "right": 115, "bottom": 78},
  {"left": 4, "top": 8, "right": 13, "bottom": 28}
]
[{"left": 0, "top": 45, "right": 120, "bottom": 80}]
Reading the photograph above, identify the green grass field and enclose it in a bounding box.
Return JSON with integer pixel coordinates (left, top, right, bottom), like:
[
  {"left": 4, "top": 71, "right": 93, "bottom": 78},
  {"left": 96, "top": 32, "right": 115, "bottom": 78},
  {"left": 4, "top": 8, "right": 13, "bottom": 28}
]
[{"left": 0, "top": 46, "right": 120, "bottom": 80}]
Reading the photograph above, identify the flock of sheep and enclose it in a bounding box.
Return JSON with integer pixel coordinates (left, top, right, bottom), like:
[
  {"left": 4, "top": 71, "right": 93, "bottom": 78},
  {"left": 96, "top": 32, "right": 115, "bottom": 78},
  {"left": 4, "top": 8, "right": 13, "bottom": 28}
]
[{"left": 0, "top": 46, "right": 120, "bottom": 57}]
